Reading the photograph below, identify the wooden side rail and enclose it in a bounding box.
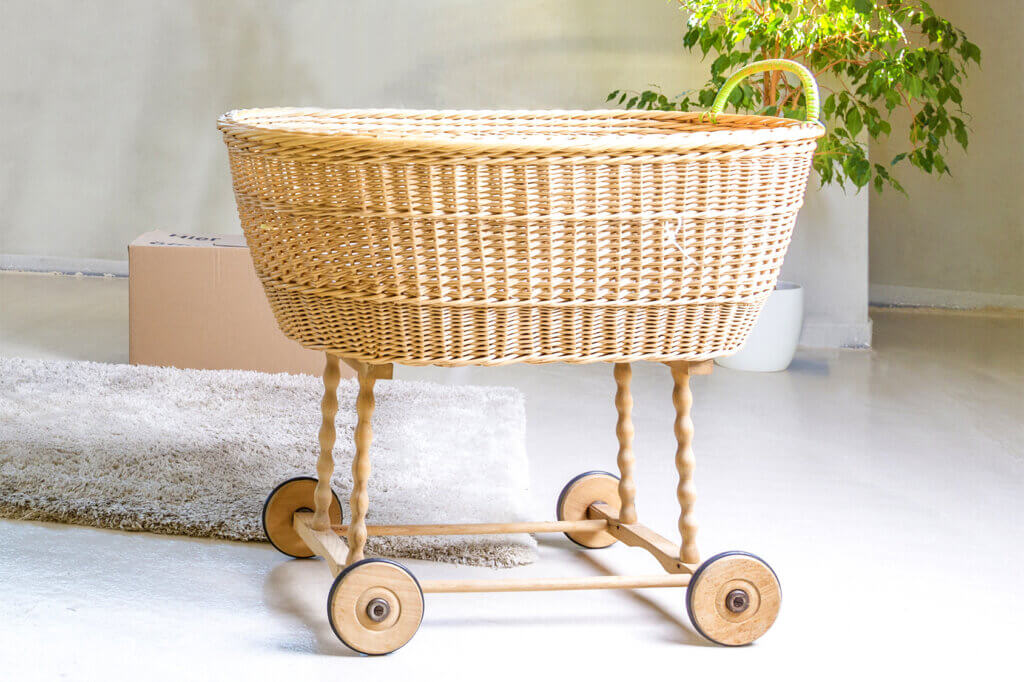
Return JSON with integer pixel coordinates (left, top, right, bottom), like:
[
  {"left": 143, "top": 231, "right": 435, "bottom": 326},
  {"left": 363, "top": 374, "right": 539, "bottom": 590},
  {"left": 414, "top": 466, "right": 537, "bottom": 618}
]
[
  {"left": 329, "top": 520, "right": 608, "bottom": 537},
  {"left": 293, "top": 512, "right": 690, "bottom": 593},
  {"left": 297, "top": 507, "right": 697, "bottom": 576},
  {"left": 420, "top": 574, "right": 691, "bottom": 593}
]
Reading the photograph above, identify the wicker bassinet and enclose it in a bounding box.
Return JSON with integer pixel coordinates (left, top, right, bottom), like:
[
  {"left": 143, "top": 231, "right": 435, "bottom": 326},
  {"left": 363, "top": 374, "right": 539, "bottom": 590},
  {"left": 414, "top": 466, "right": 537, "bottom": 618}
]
[{"left": 219, "top": 63, "right": 824, "bottom": 366}]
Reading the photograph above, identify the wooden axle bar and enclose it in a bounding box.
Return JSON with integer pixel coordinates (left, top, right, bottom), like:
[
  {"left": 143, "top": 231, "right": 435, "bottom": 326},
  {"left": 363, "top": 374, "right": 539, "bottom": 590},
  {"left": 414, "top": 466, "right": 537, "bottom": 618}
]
[
  {"left": 420, "top": 574, "right": 691, "bottom": 593},
  {"left": 328, "top": 519, "right": 608, "bottom": 537}
]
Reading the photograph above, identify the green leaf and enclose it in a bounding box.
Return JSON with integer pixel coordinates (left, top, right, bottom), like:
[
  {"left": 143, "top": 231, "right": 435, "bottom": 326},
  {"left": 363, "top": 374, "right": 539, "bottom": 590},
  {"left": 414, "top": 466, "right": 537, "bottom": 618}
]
[
  {"left": 855, "top": 158, "right": 871, "bottom": 185},
  {"left": 962, "top": 41, "right": 981, "bottom": 64},
  {"left": 941, "top": 57, "right": 955, "bottom": 80},
  {"left": 906, "top": 75, "right": 923, "bottom": 99},
  {"left": 953, "top": 118, "right": 968, "bottom": 149},
  {"left": 884, "top": 90, "right": 901, "bottom": 111},
  {"left": 846, "top": 108, "right": 863, "bottom": 137},
  {"left": 711, "top": 54, "right": 731, "bottom": 77},
  {"left": 823, "top": 94, "right": 836, "bottom": 117},
  {"left": 854, "top": 0, "right": 875, "bottom": 14}
]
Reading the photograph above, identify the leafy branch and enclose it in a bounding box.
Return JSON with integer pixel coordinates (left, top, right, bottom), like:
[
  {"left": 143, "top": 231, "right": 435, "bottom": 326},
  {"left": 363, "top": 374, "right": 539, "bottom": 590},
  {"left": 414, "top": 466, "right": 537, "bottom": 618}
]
[{"left": 608, "top": 0, "right": 981, "bottom": 193}]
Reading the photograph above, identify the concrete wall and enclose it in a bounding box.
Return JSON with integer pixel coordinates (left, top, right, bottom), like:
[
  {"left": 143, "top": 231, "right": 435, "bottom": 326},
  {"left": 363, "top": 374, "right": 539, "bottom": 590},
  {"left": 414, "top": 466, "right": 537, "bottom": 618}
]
[
  {"left": 0, "top": 0, "right": 870, "bottom": 346},
  {"left": 869, "top": 0, "right": 1024, "bottom": 309}
]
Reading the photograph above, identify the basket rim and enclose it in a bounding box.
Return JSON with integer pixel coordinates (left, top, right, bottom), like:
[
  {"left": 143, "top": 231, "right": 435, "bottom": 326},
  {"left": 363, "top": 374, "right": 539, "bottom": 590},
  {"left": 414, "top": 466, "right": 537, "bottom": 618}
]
[{"left": 218, "top": 107, "right": 825, "bottom": 156}]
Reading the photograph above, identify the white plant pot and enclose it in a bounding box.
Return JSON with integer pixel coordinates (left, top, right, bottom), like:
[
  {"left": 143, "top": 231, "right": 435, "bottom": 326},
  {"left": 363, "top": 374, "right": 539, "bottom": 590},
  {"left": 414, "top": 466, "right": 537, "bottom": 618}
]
[{"left": 715, "top": 282, "right": 804, "bottom": 372}]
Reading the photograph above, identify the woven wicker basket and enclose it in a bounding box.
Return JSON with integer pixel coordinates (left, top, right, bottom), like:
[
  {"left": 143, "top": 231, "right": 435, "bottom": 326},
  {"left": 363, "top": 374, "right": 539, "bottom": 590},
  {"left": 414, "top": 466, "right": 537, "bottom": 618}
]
[{"left": 219, "top": 61, "right": 824, "bottom": 366}]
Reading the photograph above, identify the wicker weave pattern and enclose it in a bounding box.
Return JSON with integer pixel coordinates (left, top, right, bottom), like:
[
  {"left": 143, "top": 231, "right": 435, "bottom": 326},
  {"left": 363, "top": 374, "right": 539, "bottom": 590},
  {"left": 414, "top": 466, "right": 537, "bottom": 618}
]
[{"left": 220, "top": 109, "right": 823, "bottom": 366}]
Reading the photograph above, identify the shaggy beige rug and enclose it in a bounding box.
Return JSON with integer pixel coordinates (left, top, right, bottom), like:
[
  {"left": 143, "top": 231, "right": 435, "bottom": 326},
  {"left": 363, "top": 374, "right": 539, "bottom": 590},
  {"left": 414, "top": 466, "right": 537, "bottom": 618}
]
[{"left": 0, "top": 357, "right": 535, "bottom": 567}]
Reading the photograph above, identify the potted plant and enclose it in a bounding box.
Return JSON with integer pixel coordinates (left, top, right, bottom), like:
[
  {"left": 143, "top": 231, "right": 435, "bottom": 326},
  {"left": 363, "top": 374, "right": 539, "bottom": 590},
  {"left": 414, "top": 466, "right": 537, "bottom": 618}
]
[{"left": 610, "top": 0, "right": 980, "bottom": 370}]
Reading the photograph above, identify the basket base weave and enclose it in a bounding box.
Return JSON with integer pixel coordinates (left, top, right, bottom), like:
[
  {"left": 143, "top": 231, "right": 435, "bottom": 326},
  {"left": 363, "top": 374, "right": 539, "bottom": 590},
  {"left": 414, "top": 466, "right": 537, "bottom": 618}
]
[{"left": 263, "top": 282, "right": 765, "bottom": 366}]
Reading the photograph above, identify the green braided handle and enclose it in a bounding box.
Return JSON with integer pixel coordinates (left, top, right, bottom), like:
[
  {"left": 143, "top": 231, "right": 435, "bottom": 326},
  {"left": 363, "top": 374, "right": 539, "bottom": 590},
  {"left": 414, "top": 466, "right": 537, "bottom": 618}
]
[{"left": 709, "top": 59, "right": 820, "bottom": 122}]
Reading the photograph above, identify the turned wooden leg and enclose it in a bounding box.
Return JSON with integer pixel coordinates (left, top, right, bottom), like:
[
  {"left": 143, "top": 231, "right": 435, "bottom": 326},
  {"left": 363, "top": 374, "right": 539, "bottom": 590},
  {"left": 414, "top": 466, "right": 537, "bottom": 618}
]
[
  {"left": 613, "top": 362, "right": 638, "bottom": 525},
  {"left": 312, "top": 354, "right": 342, "bottom": 531},
  {"left": 346, "top": 368, "right": 377, "bottom": 565},
  {"left": 669, "top": 362, "right": 700, "bottom": 564}
]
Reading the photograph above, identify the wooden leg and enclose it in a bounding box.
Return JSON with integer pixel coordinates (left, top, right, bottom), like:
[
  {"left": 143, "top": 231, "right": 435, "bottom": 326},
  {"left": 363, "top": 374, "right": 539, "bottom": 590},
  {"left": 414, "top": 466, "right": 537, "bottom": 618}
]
[
  {"left": 668, "top": 361, "right": 700, "bottom": 564},
  {"left": 613, "top": 363, "right": 637, "bottom": 525},
  {"left": 346, "top": 368, "right": 377, "bottom": 565},
  {"left": 312, "top": 353, "right": 341, "bottom": 531}
]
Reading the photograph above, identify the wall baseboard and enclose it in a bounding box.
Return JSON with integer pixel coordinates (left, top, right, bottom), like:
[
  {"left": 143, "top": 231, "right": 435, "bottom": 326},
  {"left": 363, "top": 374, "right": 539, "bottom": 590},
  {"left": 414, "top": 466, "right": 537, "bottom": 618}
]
[
  {"left": 799, "top": 317, "right": 873, "bottom": 349},
  {"left": 0, "top": 254, "right": 128, "bottom": 277},
  {"left": 870, "top": 284, "right": 1024, "bottom": 311}
]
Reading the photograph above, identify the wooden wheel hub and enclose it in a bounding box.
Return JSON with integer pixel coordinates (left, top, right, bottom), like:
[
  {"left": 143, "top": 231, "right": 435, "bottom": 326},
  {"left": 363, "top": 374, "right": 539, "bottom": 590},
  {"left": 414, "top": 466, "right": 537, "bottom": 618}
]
[
  {"left": 687, "top": 552, "right": 781, "bottom": 646},
  {"left": 328, "top": 559, "right": 424, "bottom": 655},
  {"left": 262, "top": 477, "right": 342, "bottom": 558},
  {"left": 556, "top": 471, "right": 622, "bottom": 549}
]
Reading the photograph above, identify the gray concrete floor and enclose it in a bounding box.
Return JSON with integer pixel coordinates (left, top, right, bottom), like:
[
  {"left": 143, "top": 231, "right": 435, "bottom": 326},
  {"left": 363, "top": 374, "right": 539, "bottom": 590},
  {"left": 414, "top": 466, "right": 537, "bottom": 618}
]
[{"left": 1, "top": 271, "right": 1022, "bottom": 680}]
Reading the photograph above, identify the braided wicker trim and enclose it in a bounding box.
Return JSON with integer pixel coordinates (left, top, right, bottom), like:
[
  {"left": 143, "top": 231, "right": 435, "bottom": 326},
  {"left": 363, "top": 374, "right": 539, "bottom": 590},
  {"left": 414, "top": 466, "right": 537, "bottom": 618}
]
[{"left": 218, "top": 108, "right": 824, "bottom": 160}]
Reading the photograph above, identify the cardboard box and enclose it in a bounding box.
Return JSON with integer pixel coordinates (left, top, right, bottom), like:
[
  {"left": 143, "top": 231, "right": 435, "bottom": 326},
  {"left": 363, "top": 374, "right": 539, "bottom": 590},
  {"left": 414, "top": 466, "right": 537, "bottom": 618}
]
[{"left": 129, "top": 230, "right": 352, "bottom": 378}]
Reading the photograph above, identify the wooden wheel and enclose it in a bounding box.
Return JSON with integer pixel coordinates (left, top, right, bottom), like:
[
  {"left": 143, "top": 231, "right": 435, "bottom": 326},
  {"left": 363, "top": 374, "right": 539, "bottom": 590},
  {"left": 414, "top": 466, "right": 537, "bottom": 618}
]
[
  {"left": 686, "top": 551, "right": 781, "bottom": 646},
  {"left": 556, "top": 471, "right": 621, "bottom": 549},
  {"left": 328, "top": 559, "right": 424, "bottom": 655},
  {"left": 262, "top": 477, "right": 342, "bottom": 558}
]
